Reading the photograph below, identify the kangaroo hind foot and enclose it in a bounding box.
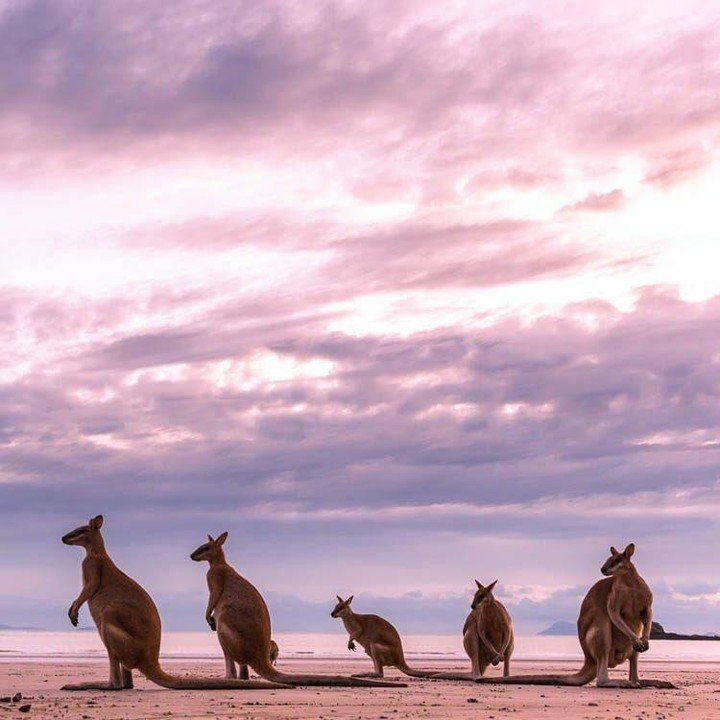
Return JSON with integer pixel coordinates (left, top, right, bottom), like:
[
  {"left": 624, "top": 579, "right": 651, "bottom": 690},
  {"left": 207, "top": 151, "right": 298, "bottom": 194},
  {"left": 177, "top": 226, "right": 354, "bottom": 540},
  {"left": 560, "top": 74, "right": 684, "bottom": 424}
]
[
  {"left": 61, "top": 681, "right": 129, "bottom": 691},
  {"left": 597, "top": 678, "right": 641, "bottom": 689},
  {"left": 351, "top": 671, "right": 384, "bottom": 678},
  {"left": 637, "top": 678, "right": 677, "bottom": 689}
]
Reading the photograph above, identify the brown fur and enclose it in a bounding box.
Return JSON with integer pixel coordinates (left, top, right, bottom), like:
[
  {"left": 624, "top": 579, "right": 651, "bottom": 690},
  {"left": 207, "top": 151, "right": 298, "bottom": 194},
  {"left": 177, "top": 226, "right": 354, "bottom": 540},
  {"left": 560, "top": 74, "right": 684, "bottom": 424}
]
[
  {"left": 191, "top": 533, "right": 405, "bottom": 688},
  {"left": 61, "top": 516, "right": 286, "bottom": 691},
  {"left": 330, "top": 595, "right": 434, "bottom": 678},
  {"left": 477, "top": 544, "right": 675, "bottom": 689},
  {"left": 433, "top": 579, "right": 514, "bottom": 681}
]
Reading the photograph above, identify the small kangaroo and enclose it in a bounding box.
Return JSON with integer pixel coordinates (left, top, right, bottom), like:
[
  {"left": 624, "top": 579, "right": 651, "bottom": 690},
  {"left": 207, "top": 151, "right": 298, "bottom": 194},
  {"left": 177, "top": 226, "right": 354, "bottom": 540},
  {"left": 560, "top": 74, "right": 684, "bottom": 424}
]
[
  {"left": 477, "top": 544, "right": 675, "bottom": 689},
  {"left": 433, "top": 579, "right": 514, "bottom": 681},
  {"left": 191, "top": 532, "right": 405, "bottom": 688},
  {"left": 330, "top": 595, "right": 435, "bottom": 678},
  {"left": 61, "top": 516, "right": 286, "bottom": 691}
]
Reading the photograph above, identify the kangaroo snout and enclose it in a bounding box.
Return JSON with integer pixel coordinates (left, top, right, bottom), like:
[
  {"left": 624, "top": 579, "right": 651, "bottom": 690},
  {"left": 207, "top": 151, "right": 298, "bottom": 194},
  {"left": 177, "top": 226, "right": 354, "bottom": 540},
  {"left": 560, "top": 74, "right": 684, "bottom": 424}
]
[{"left": 62, "top": 529, "right": 83, "bottom": 545}]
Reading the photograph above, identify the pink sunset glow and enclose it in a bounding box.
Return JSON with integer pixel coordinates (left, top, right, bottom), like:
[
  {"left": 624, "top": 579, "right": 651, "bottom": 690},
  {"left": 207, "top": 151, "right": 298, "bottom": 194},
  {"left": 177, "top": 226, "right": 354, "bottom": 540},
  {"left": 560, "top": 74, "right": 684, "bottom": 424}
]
[{"left": 1, "top": 0, "right": 720, "bottom": 634}]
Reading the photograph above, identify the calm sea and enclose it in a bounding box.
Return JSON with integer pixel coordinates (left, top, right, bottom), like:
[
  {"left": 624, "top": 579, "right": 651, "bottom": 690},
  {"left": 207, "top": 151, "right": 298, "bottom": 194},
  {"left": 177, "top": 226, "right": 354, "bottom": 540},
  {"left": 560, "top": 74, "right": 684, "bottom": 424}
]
[{"left": 1, "top": 631, "right": 720, "bottom": 664}]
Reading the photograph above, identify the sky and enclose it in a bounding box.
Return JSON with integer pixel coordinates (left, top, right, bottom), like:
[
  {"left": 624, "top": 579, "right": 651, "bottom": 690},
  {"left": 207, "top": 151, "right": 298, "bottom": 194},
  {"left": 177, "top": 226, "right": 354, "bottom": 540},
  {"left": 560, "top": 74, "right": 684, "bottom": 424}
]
[{"left": 1, "top": 0, "right": 720, "bottom": 637}]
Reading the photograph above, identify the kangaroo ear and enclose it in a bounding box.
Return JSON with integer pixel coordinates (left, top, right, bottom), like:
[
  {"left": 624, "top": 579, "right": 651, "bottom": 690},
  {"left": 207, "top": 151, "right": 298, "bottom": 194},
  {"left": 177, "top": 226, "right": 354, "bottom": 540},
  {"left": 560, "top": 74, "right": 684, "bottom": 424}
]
[
  {"left": 475, "top": 579, "right": 483, "bottom": 590},
  {"left": 207, "top": 534, "right": 214, "bottom": 543},
  {"left": 624, "top": 543, "right": 635, "bottom": 558},
  {"left": 336, "top": 595, "right": 343, "bottom": 603},
  {"left": 610, "top": 546, "right": 619, "bottom": 556},
  {"left": 216, "top": 531, "right": 228, "bottom": 546},
  {"left": 89, "top": 515, "right": 104, "bottom": 530},
  {"left": 346, "top": 595, "right": 354, "bottom": 605},
  {"left": 486, "top": 580, "right": 498, "bottom": 594}
]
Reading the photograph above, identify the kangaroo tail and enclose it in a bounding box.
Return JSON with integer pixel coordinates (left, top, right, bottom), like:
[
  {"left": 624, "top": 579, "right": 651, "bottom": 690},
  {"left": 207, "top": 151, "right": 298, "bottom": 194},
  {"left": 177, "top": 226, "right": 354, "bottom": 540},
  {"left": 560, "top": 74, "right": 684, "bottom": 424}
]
[
  {"left": 253, "top": 659, "right": 406, "bottom": 688},
  {"left": 395, "top": 660, "right": 437, "bottom": 679},
  {"left": 141, "top": 662, "right": 289, "bottom": 690},
  {"left": 430, "top": 671, "right": 475, "bottom": 680},
  {"left": 476, "top": 659, "right": 596, "bottom": 687}
]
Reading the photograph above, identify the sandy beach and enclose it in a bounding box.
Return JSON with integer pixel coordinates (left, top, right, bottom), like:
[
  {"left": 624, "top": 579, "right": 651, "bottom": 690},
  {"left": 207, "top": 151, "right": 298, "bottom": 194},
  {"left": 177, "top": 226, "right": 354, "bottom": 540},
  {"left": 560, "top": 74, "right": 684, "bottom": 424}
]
[{"left": 1, "top": 659, "right": 718, "bottom": 719}]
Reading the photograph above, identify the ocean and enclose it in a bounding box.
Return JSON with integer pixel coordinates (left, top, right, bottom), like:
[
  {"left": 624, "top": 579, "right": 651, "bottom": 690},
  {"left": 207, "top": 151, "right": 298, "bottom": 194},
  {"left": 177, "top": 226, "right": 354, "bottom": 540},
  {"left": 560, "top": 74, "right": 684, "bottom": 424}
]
[{"left": 2, "top": 630, "right": 720, "bottom": 664}]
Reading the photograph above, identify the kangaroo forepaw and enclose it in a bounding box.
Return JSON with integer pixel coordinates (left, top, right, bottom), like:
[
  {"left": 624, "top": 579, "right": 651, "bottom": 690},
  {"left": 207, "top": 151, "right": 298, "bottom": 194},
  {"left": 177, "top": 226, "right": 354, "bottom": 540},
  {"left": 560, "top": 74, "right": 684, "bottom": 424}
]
[
  {"left": 633, "top": 637, "right": 650, "bottom": 653},
  {"left": 68, "top": 605, "right": 79, "bottom": 627}
]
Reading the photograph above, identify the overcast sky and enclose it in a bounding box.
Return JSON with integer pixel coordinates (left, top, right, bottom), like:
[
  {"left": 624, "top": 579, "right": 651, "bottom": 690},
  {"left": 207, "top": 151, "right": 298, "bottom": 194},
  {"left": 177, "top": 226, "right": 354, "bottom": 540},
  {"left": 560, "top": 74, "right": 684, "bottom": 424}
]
[{"left": 1, "top": 0, "right": 720, "bottom": 636}]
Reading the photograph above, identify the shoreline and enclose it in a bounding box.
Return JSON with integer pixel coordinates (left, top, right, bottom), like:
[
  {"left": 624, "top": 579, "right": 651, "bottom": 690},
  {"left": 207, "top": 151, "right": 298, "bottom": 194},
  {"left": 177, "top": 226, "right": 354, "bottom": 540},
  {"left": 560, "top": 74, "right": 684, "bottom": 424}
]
[{"left": 4, "top": 654, "right": 720, "bottom": 667}]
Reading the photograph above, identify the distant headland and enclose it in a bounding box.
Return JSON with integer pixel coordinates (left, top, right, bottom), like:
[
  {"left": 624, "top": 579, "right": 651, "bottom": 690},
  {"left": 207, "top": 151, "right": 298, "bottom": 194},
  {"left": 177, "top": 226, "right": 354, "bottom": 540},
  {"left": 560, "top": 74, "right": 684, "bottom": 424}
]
[{"left": 538, "top": 620, "right": 720, "bottom": 640}]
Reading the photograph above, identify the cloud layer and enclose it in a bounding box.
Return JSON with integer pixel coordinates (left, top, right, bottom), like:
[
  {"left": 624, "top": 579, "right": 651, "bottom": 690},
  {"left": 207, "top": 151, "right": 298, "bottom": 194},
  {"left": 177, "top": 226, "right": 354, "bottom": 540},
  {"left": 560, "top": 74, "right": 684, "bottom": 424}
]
[{"left": 1, "top": 0, "right": 719, "bottom": 634}]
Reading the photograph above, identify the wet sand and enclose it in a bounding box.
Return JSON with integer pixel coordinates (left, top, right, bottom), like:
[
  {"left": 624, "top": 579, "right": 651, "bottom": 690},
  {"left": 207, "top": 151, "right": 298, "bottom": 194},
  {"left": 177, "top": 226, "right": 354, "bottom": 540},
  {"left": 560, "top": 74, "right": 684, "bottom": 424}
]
[{"left": 1, "top": 659, "right": 718, "bottom": 719}]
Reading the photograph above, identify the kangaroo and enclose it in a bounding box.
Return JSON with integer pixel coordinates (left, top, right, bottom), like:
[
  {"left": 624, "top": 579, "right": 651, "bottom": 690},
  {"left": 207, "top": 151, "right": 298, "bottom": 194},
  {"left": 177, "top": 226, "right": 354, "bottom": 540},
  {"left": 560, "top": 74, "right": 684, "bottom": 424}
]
[
  {"left": 191, "top": 532, "right": 405, "bottom": 688},
  {"left": 433, "top": 579, "right": 514, "bottom": 681},
  {"left": 269, "top": 639, "right": 279, "bottom": 665},
  {"left": 476, "top": 544, "right": 675, "bottom": 689},
  {"left": 61, "top": 516, "right": 286, "bottom": 691},
  {"left": 330, "top": 595, "right": 435, "bottom": 678}
]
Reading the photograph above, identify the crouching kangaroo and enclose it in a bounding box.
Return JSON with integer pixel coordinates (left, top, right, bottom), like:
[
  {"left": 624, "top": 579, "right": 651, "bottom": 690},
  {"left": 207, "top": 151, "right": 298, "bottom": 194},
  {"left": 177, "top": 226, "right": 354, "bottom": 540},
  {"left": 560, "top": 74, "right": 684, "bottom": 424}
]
[
  {"left": 477, "top": 544, "right": 675, "bottom": 689},
  {"left": 61, "top": 516, "right": 286, "bottom": 691},
  {"left": 330, "top": 595, "right": 435, "bottom": 678},
  {"left": 191, "top": 532, "right": 405, "bottom": 688},
  {"left": 433, "top": 579, "right": 513, "bottom": 681}
]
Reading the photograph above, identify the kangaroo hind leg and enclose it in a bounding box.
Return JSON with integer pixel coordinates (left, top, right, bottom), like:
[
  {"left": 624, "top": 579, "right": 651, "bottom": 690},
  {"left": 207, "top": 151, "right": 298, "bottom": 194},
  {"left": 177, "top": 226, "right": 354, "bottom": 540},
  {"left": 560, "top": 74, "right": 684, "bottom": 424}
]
[
  {"left": 596, "top": 643, "right": 638, "bottom": 689},
  {"left": 121, "top": 666, "right": 133, "bottom": 689},
  {"left": 352, "top": 646, "right": 385, "bottom": 678},
  {"left": 463, "top": 631, "right": 484, "bottom": 680},
  {"left": 62, "top": 655, "right": 128, "bottom": 691},
  {"left": 222, "top": 644, "right": 237, "bottom": 679}
]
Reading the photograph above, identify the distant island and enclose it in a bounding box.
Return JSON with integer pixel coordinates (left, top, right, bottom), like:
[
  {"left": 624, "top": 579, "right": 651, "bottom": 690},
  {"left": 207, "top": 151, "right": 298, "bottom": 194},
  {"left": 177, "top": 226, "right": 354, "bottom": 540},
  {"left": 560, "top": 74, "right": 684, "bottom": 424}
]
[
  {"left": 538, "top": 620, "right": 576, "bottom": 636},
  {"left": 649, "top": 622, "right": 720, "bottom": 641},
  {"left": 0, "top": 623, "right": 44, "bottom": 631},
  {"left": 538, "top": 620, "right": 720, "bottom": 640}
]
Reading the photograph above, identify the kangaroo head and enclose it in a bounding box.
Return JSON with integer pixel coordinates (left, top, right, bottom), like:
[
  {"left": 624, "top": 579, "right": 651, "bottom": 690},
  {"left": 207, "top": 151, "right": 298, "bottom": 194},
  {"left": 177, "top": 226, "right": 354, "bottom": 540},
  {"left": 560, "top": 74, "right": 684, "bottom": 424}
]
[
  {"left": 471, "top": 579, "right": 498, "bottom": 609},
  {"left": 330, "top": 594, "right": 354, "bottom": 618},
  {"left": 190, "top": 531, "right": 228, "bottom": 562},
  {"left": 601, "top": 543, "right": 636, "bottom": 576},
  {"left": 62, "top": 515, "right": 104, "bottom": 547}
]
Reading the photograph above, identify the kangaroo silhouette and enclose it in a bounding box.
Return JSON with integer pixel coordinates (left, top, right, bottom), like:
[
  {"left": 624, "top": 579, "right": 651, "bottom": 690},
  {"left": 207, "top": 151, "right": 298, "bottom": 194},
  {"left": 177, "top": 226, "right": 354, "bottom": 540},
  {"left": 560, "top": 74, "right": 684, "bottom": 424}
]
[
  {"left": 477, "top": 544, "right": 675, "bottom": 689},
  {"left": 330, "top": 595, "right": 435, "bottom": 678},
  {"left": 433, "top": 579, "right": 514, "bottom": 681},
  {"left": 61, "top": 516, "right": 286, "bottom": 691},
  {"left": 191, "top": 532, "right": 405, "bottom": 688}
]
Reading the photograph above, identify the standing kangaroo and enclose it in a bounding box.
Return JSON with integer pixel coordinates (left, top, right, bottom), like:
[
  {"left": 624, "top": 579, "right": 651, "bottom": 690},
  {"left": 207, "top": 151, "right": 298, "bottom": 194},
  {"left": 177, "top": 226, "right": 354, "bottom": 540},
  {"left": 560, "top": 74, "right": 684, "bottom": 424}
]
[
  {"left": 477, "top": 544, "right": 675, "bottom": 689},
  {"left": 330, "top": 595, "right": 435, "bottom": 679},
  {"left": 61, "top": 516, "right": 286, "bottom": 691},
  {"left": 433, "top": 579, "right": 514, "bottom": 681},
  {"left": 191, "top": 532, "right": 405, "bottom": 688}
]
